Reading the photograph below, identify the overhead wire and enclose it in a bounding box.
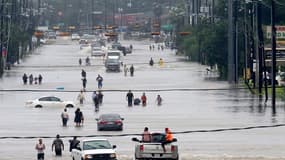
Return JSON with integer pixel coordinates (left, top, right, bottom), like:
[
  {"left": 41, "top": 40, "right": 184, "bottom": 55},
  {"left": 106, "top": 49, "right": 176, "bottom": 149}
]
[{"left": 0, "top": 123, "right": 284, "bottom": 139}]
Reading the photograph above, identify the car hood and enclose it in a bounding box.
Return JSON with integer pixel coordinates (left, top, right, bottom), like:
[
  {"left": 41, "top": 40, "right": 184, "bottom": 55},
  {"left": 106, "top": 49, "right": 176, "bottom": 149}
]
[{"left": 82, "top": 149, "right": 116, "bottom": 155}]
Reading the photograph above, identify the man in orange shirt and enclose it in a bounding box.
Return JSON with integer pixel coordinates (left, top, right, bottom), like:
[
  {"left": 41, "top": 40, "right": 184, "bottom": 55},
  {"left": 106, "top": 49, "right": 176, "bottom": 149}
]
[{"left": 162, "top": 128, "right": 173, "bottom": 152}]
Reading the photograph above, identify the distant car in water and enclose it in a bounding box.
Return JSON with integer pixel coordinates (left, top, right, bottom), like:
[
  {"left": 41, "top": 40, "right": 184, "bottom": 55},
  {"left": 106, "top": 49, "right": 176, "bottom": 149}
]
[
  {"left": 47, "top": 31, "right": 57, "bottom": 39},
  {"left": 96, "top": 114, "right": 124, "bottom": 131},
  {"left": 91, "top": 47, "right": 105, "bottom": 57},
  {"left": 71, "top": 33, "right": 80, "bottom": 40},
  {"left": 25, "top": 96, "right": 75, "bottom": 108},
  {"left": 111, "top": 42, "right": 122, "bottom": 49}
]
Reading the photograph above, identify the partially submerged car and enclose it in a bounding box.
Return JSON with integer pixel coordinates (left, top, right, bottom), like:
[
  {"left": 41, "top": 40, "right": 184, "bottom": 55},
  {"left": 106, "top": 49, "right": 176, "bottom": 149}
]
[
  {"left": 71, "top": 33, "right": 80, "bottom": 40},
  {"left": 91, "top": 47, "right": 105, "bottom": 57},
  {"left": 71, "top": 138, "right": 117, "bottom": 160},
  {"left": 25, "top": 96, "right": 75, "bottom": 108},
  {"left": 96, "top": 114, "right": 124, "bottom": 131}
]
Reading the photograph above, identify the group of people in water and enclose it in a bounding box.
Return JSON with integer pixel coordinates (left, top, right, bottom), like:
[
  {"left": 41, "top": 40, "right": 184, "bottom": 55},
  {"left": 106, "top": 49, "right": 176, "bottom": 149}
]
[
  {"left": 35, "top": 134, "right": 81, "bottom": 159},
  {"left": 78, "top": 56, "right": 91, "bottom": 66},
  {"left": 126, "top": 90, "right": 163, "bottom": 107},
  {"left": 149, "top": 57, "right": 164, "bottom": 67},
  {"left": 22, "top": 73, "right": 43, "bottom": 85},
  {"left": 149, "top": 44, "right": 164, "bottom": 51}
]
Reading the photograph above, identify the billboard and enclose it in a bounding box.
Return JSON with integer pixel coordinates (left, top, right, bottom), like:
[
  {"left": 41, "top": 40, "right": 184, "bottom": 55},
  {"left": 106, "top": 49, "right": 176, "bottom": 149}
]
[{"left": 267, "top": 26, "right": 285, "bottom": 39}]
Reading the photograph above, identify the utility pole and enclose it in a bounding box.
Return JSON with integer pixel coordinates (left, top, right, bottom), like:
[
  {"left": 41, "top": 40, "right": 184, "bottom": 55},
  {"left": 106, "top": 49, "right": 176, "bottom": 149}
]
[
  {"left": 256, "top": 0, "right": 266, "bottom": 101},
  {"left": 249, "top": 2, "right": 256, "bottom": 88},
  {"left": 0, "top": 0, "right": 4, "bottom": 75},
  {"left": 244, "top": 0, "right": 248, "bottom": 83},
  {"left": 233, "top": 0, "right": 238, "bottom": 83},
  {"left": 271, "top": 0, "right": 276, "bottom": 114},
  {"left": 228, "top": 0, "right": 235, "bottom": 83}
]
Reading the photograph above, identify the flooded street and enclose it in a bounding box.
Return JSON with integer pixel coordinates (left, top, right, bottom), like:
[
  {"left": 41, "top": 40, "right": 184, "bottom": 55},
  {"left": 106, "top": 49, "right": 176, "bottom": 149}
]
[{"left": 0, "top": 37, "right": 285, "bottom": 160}]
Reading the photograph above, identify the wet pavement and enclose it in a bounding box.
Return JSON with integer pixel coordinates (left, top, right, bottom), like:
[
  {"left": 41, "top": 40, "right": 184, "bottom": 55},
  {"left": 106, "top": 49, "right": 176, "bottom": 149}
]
[{"left": 0, "top": 37, "right": 285, "bottom": 160}]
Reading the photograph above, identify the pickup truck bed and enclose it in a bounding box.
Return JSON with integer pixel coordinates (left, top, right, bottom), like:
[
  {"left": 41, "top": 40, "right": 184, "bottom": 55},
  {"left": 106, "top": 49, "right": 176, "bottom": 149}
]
[{"left": 132, "top": 133, "right": 179, "bottom": 160}]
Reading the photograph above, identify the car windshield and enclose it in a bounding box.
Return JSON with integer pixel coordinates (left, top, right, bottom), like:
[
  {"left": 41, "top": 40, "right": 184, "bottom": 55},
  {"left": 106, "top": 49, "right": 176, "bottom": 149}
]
[
  {"left": 106, "top": 58, "right": 119, "bottom": 63},
  {"left": 107, "top": 52, "right": 120, "bottom": 56},
  {"left": 83, "top": 140, "right": 112, "bottom": 150},
  {"left": 92, "top": 48, "right": 101, "bottom": 51}
]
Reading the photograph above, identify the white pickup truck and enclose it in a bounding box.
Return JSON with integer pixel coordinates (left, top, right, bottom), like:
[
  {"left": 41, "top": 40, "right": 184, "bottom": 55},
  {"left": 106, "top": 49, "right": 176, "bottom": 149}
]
[
  {"left": 71, "top": 138, "right": 117, "bottom": 160},
  {"left": 132, "top": 133, "right": 179, "bottom": 160}
]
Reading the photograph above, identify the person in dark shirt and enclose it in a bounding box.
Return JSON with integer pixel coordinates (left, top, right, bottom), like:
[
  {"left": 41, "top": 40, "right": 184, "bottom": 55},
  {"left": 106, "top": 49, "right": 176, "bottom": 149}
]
[
  {"left": 52, "top": 134, "right": 64, "bottom": 156},
  {"left": 126, "top": 90, "right": 134, "bottom": 106},
  {"left": 69, "top": 136, "right": 80, "bottom": 152}
]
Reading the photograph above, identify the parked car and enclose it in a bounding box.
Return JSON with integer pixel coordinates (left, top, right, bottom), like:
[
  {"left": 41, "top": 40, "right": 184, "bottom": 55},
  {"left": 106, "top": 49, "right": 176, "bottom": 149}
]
[
  {"left": 132, "top": 133, "right": 178, "bottom": 160},
  {"left": 71, "top": 33, "right": 80, "bottom": 40},
  {"left": 25, "top": 96, "right": 75, "bottom": 108},
  {"left": 96, "top": 114, "right": 124, "bottom": 131},
  {"left": 72, "top": 138, "right": 117, "bottom": 160}
]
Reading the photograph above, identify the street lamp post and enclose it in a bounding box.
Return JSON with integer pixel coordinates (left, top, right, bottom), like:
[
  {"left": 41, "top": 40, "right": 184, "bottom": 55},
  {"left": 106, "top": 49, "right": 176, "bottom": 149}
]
[{"left": 118, "top": 7, "right": 123, "bottom": 32}]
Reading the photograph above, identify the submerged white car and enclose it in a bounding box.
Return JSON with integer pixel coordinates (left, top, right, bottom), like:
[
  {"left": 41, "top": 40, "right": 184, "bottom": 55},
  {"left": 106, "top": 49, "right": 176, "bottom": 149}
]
[
  {"left": 91, "top": 47, "right": 105, "bottom": 57},
  {"left": 25, "top": 96, "right": 75, "bottom": 108},
  {"left": 72, "top": 138, "right": 117, "bottom": 160}
]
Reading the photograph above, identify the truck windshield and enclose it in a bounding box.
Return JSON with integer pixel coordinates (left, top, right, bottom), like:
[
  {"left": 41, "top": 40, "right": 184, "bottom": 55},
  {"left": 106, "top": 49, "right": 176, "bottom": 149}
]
[
  {"left": 83, "top": 140, "right": 112, "bottom": 150},
  {"left": 107, "top": 52, "right": 120, "bottom": 56}
]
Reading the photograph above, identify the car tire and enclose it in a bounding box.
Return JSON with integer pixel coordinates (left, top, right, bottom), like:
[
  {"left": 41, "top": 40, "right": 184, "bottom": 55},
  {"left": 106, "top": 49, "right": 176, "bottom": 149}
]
[
  {"left": 35, "top": 105, "right": 42, "bottom": 108},
  {"left": 66, "top": 104, "right": 74, "bottom": 108}
]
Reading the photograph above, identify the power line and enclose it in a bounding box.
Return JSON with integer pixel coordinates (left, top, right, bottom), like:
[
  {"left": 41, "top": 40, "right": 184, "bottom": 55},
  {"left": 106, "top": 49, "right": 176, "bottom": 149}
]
[
  {"left": 0, "top": 123, "right": 284, "bottom": 139},
  {"left": 0, "top": 87, "right": 251, "bottom": 93},
  {"left": 13, "top": 60, "right": 183, "bottom": 68}
]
